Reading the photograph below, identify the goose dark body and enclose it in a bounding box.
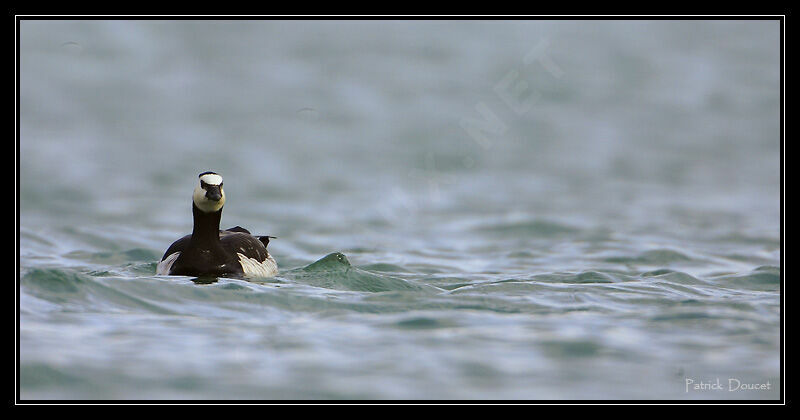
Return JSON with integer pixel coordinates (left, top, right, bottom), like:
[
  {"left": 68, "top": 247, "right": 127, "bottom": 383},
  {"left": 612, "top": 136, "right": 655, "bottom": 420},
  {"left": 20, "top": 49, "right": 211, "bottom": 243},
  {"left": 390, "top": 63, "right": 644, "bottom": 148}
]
[{"left": 157, "top": 172, "right": 278, "bottom": 278}]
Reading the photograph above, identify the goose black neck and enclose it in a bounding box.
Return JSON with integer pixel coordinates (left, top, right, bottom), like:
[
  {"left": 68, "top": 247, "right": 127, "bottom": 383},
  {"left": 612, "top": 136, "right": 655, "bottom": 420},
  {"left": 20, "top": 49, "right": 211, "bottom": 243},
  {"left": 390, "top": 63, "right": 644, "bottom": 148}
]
[{"left": 191, "top": 203, "right": 222, "bottom": 247}]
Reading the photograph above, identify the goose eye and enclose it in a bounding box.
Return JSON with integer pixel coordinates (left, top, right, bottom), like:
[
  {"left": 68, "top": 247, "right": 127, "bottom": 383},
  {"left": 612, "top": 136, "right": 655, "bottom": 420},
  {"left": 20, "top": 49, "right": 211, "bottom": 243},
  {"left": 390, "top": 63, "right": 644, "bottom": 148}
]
[{"left": 200, "top": 180, "right": 208, "bottom": 189}]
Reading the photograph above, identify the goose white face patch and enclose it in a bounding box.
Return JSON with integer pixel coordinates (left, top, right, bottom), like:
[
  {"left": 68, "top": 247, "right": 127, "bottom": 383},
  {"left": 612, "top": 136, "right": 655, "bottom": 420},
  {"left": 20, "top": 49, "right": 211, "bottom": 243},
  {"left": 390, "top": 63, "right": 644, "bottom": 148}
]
[
  {"left": 199, "top": 173, "right": 223, "bottom": 186},
  {"left": 193, "top": 173, "right": 226, "bottom": 213}
]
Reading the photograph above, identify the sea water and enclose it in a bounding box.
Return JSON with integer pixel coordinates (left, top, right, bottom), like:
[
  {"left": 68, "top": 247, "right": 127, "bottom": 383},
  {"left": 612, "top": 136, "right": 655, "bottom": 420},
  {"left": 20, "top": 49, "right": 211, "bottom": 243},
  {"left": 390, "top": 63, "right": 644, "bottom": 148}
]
[{"left": 19, "top": 20, "right": 781, "bottom": 400}]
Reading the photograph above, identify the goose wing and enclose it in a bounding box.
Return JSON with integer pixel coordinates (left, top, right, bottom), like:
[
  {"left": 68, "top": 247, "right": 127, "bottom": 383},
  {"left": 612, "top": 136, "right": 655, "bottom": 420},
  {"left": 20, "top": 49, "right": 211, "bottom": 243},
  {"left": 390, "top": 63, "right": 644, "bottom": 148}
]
[
  {"left": 224, "top": 226, "right": 251, "bottom": 234},
  {"left": 220, "top": 232, "right": 269, "bottom": 262},
  {"left": 160, "top": 234, "right": 191, "bottom": 261},
  {"left": 160, "top": 227, "right": 254, "bottom": 261}
]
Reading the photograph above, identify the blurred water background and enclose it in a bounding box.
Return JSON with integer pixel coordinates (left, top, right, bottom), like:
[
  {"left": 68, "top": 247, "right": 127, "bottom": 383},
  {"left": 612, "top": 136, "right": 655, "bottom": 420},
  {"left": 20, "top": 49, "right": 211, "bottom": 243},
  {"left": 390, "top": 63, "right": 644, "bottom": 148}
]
[{"left": 19, "top": 20, "right": 781, "bottom": 400}]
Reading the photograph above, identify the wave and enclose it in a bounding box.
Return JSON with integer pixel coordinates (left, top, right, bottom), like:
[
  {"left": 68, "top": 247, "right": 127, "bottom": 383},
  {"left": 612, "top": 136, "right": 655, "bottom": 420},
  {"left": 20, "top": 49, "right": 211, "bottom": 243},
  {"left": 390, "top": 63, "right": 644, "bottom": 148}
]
[
  {"left": 603, "top": 249, "right": 694, "bottom": 265},
  {"left": 474, "top": 219, "right": 579, "bottom": 237},
  {"left": 19, "top": 246, "right": 779, "bottom": 321},
  {"left": 286, "top": 252, "right": 436, "bottom": 293},
  {"left": 709, "top": 265, "right": 780, "bottom": 291},
  {"left": 21, "top": 268, "right": 177, "bottom": 314}
]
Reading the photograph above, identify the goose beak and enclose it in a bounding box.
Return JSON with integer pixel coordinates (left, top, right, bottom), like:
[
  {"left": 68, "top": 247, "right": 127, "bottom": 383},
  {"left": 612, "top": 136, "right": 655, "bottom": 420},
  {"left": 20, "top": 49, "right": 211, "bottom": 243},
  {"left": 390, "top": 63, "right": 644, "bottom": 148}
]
[{"left": 205, "top": 185, "right": 223, "bottom": 201}]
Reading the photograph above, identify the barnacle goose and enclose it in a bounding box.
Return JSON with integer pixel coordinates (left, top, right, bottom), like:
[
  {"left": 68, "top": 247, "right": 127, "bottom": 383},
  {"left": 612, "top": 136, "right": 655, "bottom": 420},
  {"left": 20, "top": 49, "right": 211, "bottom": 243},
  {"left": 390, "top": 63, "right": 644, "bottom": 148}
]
[{"left": 156, "top": 171, "right": 278, "bottom": 278}]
